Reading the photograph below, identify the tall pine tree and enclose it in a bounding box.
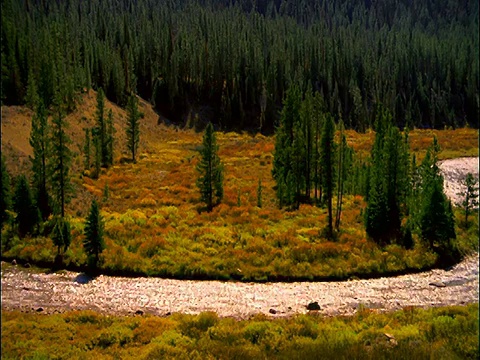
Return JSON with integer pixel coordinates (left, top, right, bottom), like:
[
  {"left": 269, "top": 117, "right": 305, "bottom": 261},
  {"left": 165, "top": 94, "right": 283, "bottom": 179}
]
[
  {"left": 419, "top": 139, "right": 457, "bottom": 258},
  {"left": 95, "top": 88, "right": 111, "bottom": 167},
  {"left": 1, "top": 156, "right": 12, "bottom": 227},
  {"left": 320, "top": 112, "right": 336, "bottom": 238},
  {"left": 48, "top": 110, "right": 72, "bottom": 218},
  {"left": 126, "top": 94, "right": 140, "bottom": 163},
  {"left": 272, "top": 86, "right": 302, "bottom": 208},
  {"left": 83, "top": 199, "right": 105, "bottom": 269},
  {"left": 13, "top": 175, "right": 40, "bottom": 237},
  {"left": 196, "top": 122, "right": 224, "bottom": 212},
  {"left": 30, "top": 101, "right": 52, "bottom": 220}
]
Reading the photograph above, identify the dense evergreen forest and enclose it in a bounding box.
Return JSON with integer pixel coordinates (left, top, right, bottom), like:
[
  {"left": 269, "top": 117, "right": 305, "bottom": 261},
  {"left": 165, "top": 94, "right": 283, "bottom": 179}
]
[{"left": 2, "top": 0, "right": 478, "bottom": 132}]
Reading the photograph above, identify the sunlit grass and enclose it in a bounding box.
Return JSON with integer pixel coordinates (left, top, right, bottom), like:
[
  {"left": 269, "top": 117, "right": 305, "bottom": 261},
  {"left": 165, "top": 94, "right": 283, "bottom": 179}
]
[
  {"left": 1, "top": 127, "right": 478, "bottom": 280},
  {"left": 1, "top": 304, "right": 478, "bottom": 359}
]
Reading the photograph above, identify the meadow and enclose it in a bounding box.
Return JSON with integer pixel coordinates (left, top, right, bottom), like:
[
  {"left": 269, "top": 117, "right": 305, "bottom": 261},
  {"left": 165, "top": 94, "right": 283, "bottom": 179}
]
[
  {"left": 1, "top": 304, "right": 478, "bottom": 359},
  {"left": 1, "top": 117, "right": 478, "bottom": 281}
]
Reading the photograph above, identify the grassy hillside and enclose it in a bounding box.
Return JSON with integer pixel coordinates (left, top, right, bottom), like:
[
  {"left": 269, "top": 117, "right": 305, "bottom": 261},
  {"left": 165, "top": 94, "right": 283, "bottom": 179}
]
[
  {"left": 1, "top": 93, "right": 478, "bottom": 280},
  {"left": 1, "top": 304, "right": 478, "bottom": 359}
]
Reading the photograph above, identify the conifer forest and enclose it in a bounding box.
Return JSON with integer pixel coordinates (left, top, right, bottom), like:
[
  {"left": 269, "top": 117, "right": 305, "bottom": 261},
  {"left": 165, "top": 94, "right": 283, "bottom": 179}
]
[{"left": 1, "top": 1, "right": 479, "bottom": 359}]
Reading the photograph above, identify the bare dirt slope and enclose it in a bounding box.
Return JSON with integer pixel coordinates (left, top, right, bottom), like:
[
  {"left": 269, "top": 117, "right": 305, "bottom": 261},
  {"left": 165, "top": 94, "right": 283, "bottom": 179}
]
[{"left": 1, "top": 91, "right": 163, "bottom": 175}]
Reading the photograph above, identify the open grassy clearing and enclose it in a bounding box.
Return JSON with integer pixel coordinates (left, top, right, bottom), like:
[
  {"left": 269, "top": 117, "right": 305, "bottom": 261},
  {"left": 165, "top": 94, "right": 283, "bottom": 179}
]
[{"left": 1, "top": 94, "right": 478, "bottom": 280}]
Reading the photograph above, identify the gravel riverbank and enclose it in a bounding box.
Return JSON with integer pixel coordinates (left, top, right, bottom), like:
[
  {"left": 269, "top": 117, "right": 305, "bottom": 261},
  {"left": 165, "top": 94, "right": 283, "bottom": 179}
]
[{"left": 1, "top": 253, "right": 478, "bottom": 318}]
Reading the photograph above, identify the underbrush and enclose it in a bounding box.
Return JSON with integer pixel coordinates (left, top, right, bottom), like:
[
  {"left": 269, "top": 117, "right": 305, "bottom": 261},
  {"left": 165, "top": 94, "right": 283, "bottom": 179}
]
[
  {"left": 1, "top": 128, "right": 478, "bottom": 281},
  {"left": 2, "top": 203, "right": 476, "bottom": 281},
  {"left": 1, "top": 304, "right": 478, "bottom": 359}
]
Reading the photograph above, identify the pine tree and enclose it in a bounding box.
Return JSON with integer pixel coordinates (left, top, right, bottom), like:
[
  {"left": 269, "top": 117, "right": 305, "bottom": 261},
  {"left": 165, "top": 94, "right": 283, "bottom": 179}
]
[
  {"left": 83, "top": 128, "right": 91, "bottom": 171},
  {"left": 272, "top": 86, "right": 302, "bottom": 208},
  {"left": 13, "top": 175, "right": 40, "bottom": 237},
  {"left": 420, "top": 177, "right": 456, "bottom": 250},
  {"left": 83, "top": 199, "right": 105, "bottom": 269},
  {"left": 320, "top": 113, "right": 336, "bottom": 238},
  {"left": 196, "top": 122, "right": 224, "bottom": 212},
  {"left": 92, "top": 128, "right": 102, "bottom": 179},
  {"left": 30, "top": 101, "right": 52, "bottom": 221},
  {"left": 126, "top": 94, "right": 140, "bottom": 163},
  {"left": 25, "top": 68, "right": 40, "bottom": 111},
  {"left": 51, "top": 216, "right": 71, "bottom": 256},
  {"left": 257, "top": 179, "right": 263, "bottom": 208},
  {"left": 364, "top": 107, "right": 404, "bottom": 244},
  {"left": 106, "top": 109, "right": 115, "bottom": 166},
  {"left": 458, "top": 173, "right": 479, "bottom": 227},
  {"left": 419, "top": 139, "right": 457, "bottom": 259},
  {"left": 335, "top": 123, "right": 352, "bottom": 230},
  {"left": 1, "top": 156, "right": 11, "bottom": 227},
  {"left": 312, "top": 92, "right": 325, "bottom": 204},
  {"left": 48, "top": 110, "right": 72, "bottom": 218},
  {"left": 95, "top": 88, "right": 110, "bottom": 167}
]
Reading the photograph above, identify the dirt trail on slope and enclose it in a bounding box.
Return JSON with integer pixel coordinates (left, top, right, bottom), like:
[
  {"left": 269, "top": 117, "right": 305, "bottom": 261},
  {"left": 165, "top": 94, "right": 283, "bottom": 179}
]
[{"left": 1, "top": 157, "right": 478, "bottom": 318}]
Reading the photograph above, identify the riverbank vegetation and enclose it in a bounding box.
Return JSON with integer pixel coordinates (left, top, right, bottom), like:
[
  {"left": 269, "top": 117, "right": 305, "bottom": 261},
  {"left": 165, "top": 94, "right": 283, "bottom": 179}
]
[
  {"left": 1, "top": 304, "right": 478, "bottom": 359},
  {"left": 1, "top": 111, "right": 478, "bottom": 280}
]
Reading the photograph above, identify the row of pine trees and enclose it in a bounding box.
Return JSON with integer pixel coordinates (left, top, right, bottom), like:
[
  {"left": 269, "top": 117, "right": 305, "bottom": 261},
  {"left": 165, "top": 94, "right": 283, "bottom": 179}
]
[
  {"left": 0, "top": 84, "right": 142, "bottom": 269},
  {"left": 271, "top": 87, "right": 465, "bottom": 264}
]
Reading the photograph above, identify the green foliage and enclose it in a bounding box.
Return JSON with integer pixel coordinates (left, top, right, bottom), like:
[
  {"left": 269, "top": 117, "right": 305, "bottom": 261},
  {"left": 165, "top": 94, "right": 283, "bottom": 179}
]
[
  {"left": 126, "top": 94, "right": 141, "bottom": 163},
  {"left": 1, "top": 305, "right": 478, "bottom": 359},
  {"left": 196, "top": 123, "right": 224, "bottom": 211},
  {"left": 457, "top": 173, "right": 479, "bottom": 227},
  {"left": 13, "top": 175, "right": 40, "bottom": 237},
  {"left": 83, "top": 127, "right": 91, "bottom": 171},
  {"left": 92, "top": 127, "right": 102, "bottom": 179},
  {"left": 30, "top": 101, "right": 52, "bottom": 221},
  {"left": 365, "top": 108, "right": 405, "bottom": 244},
  {"left": 83, "top": 200, "right": 106, "bottom": 268},
  {"left": 106, "top": 109, "right": 115, "bottom": 166},
  {"left": 272, "top": 86, "right": 304, "bottom": 209},
  {"left": 25, "top": 68, "right": 40, "bottom": 111},
  {"left": 320, "top": 112, "right": 336, "bottom": 237},
  {"left": 418, "top": 140, "right": 458, "bottom": 262},
  {"left": 95, "top": 88, "right": 114, "bottom": 167},
  {"left": 2, "top": 0, "right": 478, "bottom": 130},
  {"left": 48, "top": 110, "right": 73, "bottom": 218},
  {"left": 1, "top": 156, "right": 11, "bottom": 227},
  {"left": 51, "top": 217, "right": 72, "bottom": 255}
]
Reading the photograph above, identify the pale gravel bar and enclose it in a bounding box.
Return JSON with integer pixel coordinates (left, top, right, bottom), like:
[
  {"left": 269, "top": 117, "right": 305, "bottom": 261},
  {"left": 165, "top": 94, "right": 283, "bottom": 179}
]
[{"left": 1, "top": 253, "right": 478, "bottom": 318}]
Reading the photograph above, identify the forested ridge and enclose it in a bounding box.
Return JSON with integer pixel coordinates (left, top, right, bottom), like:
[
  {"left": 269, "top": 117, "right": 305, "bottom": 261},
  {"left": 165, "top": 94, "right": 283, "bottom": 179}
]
[{"left": 2, "top": 0, "right": 478, "bottom": 132}]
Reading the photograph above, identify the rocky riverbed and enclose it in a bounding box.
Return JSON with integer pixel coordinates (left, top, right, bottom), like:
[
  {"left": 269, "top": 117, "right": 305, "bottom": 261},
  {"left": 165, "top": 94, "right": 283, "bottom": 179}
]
[
  {"left": 1, "top": 253, "right": 478, "bottom": 318},
  {"left": 439, "top": 157, "right": 479, "bottom": 206},
  {"left": 1, "top": 157, "right": 478, "bottom": 318}
]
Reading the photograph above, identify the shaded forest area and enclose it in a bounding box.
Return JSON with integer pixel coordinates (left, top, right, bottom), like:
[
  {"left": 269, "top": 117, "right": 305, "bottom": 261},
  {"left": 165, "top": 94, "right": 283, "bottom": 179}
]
[{"left": 1, "top": 0, "right": 478, "bottom": 132}]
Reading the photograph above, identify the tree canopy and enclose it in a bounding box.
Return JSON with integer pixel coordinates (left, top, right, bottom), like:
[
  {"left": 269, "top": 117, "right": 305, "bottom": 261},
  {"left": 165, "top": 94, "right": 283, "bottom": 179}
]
[{"left": 1, "top": 0, "right": 477, "bottom": 131}]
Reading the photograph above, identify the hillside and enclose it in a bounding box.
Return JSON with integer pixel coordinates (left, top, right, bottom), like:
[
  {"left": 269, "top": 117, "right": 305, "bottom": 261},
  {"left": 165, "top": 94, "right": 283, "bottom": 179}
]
[
  {"left": 3, "top": 0, "right": 478, "bottom": 130},
  {"left": 2, "top": 90, "right": 478, "bottom": 216}
]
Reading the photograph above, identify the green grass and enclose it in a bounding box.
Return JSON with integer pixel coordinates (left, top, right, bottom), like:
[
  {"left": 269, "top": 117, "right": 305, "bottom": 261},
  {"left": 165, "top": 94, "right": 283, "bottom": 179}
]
[{"left": 1, "top": 304, "right": 478, "bottom": 359}]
